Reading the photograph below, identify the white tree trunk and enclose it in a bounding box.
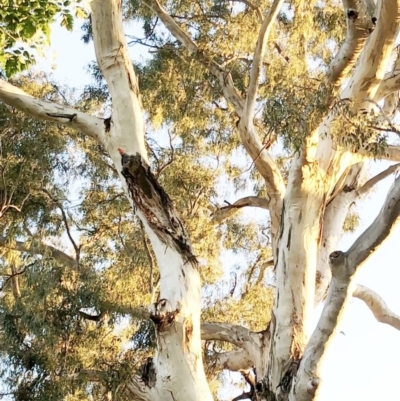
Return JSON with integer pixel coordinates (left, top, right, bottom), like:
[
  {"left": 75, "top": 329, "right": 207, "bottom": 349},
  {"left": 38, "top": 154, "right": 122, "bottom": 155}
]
[{"left": 87, "top": 1, "right": 213, "bottom": 399}]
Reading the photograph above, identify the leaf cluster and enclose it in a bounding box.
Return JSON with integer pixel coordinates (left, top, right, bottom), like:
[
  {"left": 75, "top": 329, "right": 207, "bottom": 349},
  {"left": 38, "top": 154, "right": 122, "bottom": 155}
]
[{"left": 0, "top": 0, "right": 87, "bottom": 76}]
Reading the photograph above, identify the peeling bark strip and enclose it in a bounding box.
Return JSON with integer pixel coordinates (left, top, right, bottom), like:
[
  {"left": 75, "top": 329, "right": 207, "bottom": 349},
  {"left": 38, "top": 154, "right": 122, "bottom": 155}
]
[{"left": 121, "top": 153, "right": 198, "bottom": 266}]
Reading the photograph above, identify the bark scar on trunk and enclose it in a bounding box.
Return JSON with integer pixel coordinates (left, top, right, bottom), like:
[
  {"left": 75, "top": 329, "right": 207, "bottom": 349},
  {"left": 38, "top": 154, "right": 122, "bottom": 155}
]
[
  {"left": 150, "top": 298, "right": 179, "bottom": 330},
  {"left": 139, "top": 357, "right": 157, "bottom": 388},
  {"left": 277, "top": 359, "right": 300, "bottom": 394},
  {"left": 104, "top": 116, "right": 112, "bottom": 132}
]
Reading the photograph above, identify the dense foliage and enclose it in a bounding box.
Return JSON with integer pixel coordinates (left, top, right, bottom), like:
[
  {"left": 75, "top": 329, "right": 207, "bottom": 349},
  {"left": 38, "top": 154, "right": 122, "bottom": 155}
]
[{"left": 0, "top": 0, "right": 86, "bottom": 76}]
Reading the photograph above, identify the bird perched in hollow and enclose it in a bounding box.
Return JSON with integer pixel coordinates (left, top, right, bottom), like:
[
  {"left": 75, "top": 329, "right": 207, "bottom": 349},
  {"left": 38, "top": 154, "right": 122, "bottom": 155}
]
[{"left": 117, "top": 148, "right": 131, "bottom": 166}]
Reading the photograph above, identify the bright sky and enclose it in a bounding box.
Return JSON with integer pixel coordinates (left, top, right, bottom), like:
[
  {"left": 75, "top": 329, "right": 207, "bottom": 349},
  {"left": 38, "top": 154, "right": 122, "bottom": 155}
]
[{"left": 39, "top": 19, "right": 400, "bottom": 401}]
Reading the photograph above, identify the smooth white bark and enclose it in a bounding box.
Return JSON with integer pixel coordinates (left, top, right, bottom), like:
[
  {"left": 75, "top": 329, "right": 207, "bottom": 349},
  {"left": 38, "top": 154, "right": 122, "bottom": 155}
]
[
  {"left": 269, "top": 1, "right": 400, "bottom": 395},
  {"left": 294, "top": 173, "right": 400, "bottom": 401},
  {"left": 372, "top": 46, "right": 400, "bottom": 100},
  {"left": 327, "top": 0, "right": 372, "bottom": 86},
  {"left": 315, "top": 163, "right": 367, "bottom": 303},
  {"left": 89, "top": 0, "right": 146, "bottom": 163},
  {"left": 356, "top": 163, "right": 400, "bottom": 196},
  {"left": 0, "top": 1, "right": 399, "bottom": 400},
  {"left": 354, "top": 284, "right": 400, "bottom": 330},
  {"left": 269, "top": 141, "right": 359, "bottom": 393},
  {"left": 244, "top": 0, "right": 285, "bottom": 119},
  {"left": 0, "top": 79, "right": 104, "bottom": 142},
  {"left": 87, "top": 2, "right": 213, "bottom": 400},
  {"left": 341, "top": 0, "right": 400, "bottom": 107}
]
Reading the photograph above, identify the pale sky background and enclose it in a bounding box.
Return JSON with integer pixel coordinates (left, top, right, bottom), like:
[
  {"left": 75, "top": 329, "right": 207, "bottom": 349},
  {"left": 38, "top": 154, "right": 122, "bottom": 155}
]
[{"left": 35, "top": 19, "right": 400, "bottom": 401}]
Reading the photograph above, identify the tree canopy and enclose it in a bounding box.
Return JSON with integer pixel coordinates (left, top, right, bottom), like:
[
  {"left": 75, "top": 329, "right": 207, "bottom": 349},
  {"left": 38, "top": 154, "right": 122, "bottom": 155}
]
[{"left": 0, "top": 0, "right": 400, "bottom": 400}]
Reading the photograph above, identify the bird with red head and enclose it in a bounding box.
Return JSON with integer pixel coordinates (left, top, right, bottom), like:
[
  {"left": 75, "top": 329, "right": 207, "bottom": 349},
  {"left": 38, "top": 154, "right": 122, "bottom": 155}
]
[{"left": 118, "top": 148, "right": 130, "bottom": 166}]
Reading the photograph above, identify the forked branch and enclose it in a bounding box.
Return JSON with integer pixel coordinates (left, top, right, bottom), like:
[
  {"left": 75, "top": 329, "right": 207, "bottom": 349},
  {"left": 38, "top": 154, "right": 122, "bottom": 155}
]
[
  {"left": 327, "top": 1, "right": 373, "bottom": 87},
  {"left": 202, "top": 322, "right": 269, "bottom": 376},
  {"left": 294, "top": 173, "right": 400, "bottom": 400},
  {"left": 347, "top": 176, "right": 400, "bottom": 269}
]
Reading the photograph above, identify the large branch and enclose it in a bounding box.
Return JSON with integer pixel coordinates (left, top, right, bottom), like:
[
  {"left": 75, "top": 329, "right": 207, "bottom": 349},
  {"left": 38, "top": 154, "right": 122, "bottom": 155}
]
[
  {"left": 293, "top": 173, "right": 400, "bottom": 401},
  {"left": 315, "top": 162, "right": 367, "bottom": 304},
  {"left": 354, "top": 284, "right": 400, "bottom": 330},
  {"left": 0, "top": 79, "right": 104, "bottom": 142},
  {"left": 374, "top": 47, "right": 400, "bottom": 100},
  {"left": 202, "top": 322, "right": 270, "bottom": 378},
  {"left": 357, "top": 145, "right": 400, "bottom": 162},
  {"left": 375, "top": 73, "right": 400, "bottom": 100},
  {"left": 0, "top": 236, "right": 76, "bottom": 269},
  {"left": 209, "top": 349, "right": 254, "bottom": 372},
  {"left": 356, "top": 163, "right": 400, "bottom": 196},
  {"left": 315, "top": 159, "right": 393, "bottom": 308},
  {"left": 201, "top": 322, "right": 256, "bottom": 348},
  {"left": 327, "top": 0, "right": 373, "bottom": 87},
  {"left": 346, "top": 174, "right": 400, "bottom": 268},
  {"left": 272, "top": 2, "right": 399, "bottom": 396},
  {"left": 244, "top": 0, "right": 285, "bottom": 120},
  {"left": 266, "top": 1, "right": 397, "bottom": 392},
  {"left": 317, "top": 161, "right": 400, "bottom": 304},
  {"left": 89, "top": 0, "right": 146, "bottom": 161},
  {"left": 341, "top": 0, "right": 400, "bottom": 106},
  {"left": 211, "top": 196, "right": 269, "bottom": 224}
]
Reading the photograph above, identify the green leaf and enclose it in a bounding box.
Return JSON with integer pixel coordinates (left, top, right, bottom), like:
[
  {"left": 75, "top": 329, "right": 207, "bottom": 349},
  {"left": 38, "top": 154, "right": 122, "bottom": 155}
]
[
  {"left": 21, "top": 20, "right": 36, "bottom": 38},
  {"left": 75, "top": 6, "right": 87, "bottom": 19},
  {"left": 60, "top": 13, "right": 73, "bottom": 31},
  {"left": 0, "top": 0, "right": 66, "bottom": 76}
]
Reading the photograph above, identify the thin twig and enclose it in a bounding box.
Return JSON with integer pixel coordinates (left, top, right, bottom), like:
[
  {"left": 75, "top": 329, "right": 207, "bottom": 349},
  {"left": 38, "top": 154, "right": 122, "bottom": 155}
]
[
  {"left": 41, "top": 189, "right": 80, "bottom": 262},
  {"left": 0, "top": 263, "right": 33, "bottom": 291}
]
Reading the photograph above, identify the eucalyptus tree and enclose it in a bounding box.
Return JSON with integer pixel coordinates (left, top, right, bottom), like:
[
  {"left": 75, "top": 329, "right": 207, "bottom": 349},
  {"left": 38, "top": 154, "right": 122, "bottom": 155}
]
[{"left": 0, "top": 0, "right": 400, "bottom": 401}]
